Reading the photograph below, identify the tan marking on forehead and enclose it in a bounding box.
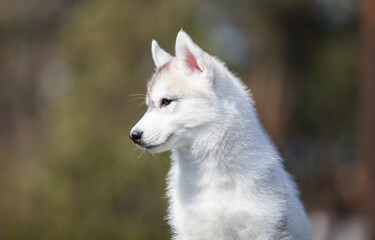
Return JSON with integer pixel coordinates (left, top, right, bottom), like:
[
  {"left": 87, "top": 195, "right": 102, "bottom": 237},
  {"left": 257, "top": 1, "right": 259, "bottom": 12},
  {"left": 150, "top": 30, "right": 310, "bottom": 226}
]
[
  {"left": 147, "top": 61, "right": 201, "bottom": 99},
  {"left": 147, "top": 62, "right": 171, "bottom": 96}
]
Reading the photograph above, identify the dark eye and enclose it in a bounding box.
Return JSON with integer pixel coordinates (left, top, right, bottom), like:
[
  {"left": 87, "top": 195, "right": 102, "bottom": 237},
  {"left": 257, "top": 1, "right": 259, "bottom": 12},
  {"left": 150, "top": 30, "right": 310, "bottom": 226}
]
[{"left": 161, "top": 98, "right": 173, "bottom": 107}]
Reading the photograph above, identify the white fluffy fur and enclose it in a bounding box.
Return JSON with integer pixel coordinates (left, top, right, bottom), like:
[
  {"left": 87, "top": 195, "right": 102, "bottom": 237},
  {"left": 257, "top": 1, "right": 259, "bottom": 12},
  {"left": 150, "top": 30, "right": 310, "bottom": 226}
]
[
  {"left": 152, "top": 39, "right": 172, "bottom": 68},
  {"left": 131, "top": 30, "right": 311, "bottom": 240}
]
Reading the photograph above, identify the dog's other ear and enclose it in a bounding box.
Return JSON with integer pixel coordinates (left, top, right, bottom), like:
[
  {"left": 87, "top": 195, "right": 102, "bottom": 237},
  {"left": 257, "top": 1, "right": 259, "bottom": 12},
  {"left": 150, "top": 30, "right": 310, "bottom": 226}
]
[
  {"left": 152, "top": 40, "right": 172, "bottom": 69},
  {"left": 175, "top": 30, "right": 204, "bottom": 73}
]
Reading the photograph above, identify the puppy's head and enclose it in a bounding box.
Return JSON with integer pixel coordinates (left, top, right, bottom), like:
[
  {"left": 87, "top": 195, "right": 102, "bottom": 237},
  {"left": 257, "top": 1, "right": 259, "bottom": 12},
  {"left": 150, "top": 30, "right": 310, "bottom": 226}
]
[{"left": 130, "top": 30, "right": 219, "bottom": 153}]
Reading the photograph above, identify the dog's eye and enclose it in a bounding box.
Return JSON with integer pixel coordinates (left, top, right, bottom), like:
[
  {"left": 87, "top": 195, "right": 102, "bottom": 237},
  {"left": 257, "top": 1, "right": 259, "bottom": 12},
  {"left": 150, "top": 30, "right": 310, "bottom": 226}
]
[{"left": 161, "top": 98, "right": 173, "bottom": 107}]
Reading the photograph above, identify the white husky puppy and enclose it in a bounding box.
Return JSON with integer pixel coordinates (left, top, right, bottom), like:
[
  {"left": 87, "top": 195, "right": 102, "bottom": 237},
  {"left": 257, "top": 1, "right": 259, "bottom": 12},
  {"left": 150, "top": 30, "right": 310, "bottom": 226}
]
[{"left": 130, "top": 30, "right": 311, "bottom": 240}]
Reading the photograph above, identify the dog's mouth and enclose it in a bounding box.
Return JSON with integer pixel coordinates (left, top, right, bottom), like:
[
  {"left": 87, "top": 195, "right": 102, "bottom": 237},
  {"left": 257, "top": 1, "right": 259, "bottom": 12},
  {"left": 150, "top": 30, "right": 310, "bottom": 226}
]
[{"left": 142, "top": 133, "right": 174, "bottom": 150}]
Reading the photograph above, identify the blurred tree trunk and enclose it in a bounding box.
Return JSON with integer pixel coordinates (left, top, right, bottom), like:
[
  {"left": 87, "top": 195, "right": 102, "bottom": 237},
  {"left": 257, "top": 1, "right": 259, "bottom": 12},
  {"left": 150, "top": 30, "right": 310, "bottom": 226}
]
[
  {"left": 359, "top": 0, "right": 375, "bottom": 238},
  {"left": 249, "top": 67, "right": 291, "bottom": 151}
]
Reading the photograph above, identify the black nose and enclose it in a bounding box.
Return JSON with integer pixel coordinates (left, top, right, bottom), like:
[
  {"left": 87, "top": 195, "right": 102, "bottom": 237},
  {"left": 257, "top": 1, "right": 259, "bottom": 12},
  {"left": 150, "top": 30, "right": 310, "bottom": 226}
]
[{"left": 130, "top": 130, "right": 143, "bottom": 143}]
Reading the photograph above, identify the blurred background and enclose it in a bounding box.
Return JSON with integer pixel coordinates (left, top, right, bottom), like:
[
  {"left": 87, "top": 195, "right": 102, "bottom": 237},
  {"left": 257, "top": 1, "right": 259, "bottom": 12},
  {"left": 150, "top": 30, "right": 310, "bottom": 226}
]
[{"left": 0, "top": 0, "right": 374, "bottom": 239}]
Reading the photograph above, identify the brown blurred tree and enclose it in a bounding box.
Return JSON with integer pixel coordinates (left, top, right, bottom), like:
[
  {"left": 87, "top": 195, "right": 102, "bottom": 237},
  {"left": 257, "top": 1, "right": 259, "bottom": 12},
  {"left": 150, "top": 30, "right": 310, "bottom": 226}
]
[{"left": 359, "top": 0, "right": 375, "bottom": 238}]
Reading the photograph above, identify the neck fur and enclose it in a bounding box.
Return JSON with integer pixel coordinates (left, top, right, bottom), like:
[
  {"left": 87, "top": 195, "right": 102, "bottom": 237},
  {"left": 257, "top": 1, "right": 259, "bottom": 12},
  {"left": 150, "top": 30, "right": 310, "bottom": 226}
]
[{"left": 169, "top": 66, "right": 280, "bottom": 204}]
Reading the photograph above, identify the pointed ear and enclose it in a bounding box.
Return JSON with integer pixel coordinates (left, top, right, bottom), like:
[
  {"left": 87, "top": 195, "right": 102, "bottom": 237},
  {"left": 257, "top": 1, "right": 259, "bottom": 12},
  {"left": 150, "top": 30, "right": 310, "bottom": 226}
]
[
  {"left": 175, "top": 30, "right": 203, "bottom": 72},
  {"left": 151, "top": 40, "right": 172, "bottom": 69}
]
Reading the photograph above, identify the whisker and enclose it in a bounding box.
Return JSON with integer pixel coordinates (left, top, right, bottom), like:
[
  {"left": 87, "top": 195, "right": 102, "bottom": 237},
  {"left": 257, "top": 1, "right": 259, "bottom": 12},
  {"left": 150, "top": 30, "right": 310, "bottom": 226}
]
[
  {"left": 138, "top": 100, "right": 146, "bottom": 107},
  {"left": 129, "top": 97, "right": 146, "bottom": 102},
  {"left": 137, "top": 149, "right": 146, "bottom": 159}
]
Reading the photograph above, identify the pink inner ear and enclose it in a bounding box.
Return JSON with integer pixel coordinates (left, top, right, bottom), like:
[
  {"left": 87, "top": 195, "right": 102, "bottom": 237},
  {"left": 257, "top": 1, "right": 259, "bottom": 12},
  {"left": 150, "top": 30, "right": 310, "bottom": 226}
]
[{"left": 185, "top": 50, "right": 202, "bottom": 72}]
